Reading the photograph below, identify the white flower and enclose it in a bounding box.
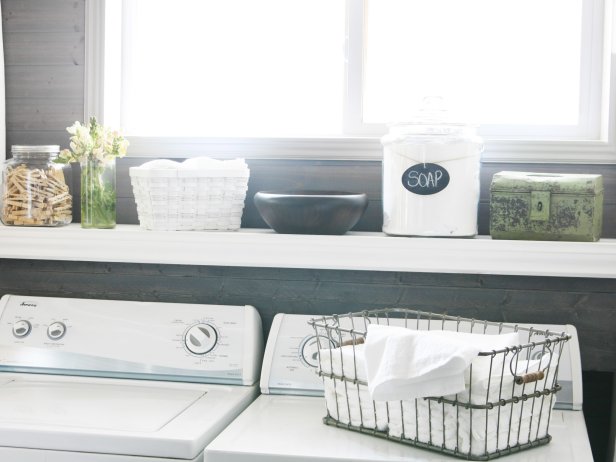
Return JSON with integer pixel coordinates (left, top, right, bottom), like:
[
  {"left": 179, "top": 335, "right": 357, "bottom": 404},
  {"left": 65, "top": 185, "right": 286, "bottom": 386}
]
[{"left": 56, "top": 117, "right": 129, "bottom": 164}]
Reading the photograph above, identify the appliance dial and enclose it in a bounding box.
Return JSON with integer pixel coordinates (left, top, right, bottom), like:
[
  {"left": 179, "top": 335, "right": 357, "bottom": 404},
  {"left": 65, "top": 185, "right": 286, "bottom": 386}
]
[
  {"left": 12, "top": 320, "right": 32, "bottom": 338},
  {"left": 47, "top": 322, "right": 67, "bottom": 340},
  {"left": 184, "top": 323, "right": 218, "bottom": 355},
  {"left": 300, "top": 335, "right": 336, "bottom": 368}
]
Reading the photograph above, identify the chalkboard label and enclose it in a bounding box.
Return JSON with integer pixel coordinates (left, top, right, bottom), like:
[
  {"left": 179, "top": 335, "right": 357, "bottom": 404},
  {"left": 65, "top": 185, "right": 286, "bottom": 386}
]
[{"left": 402, "top": 163, "right": 450, "bottom": 195}]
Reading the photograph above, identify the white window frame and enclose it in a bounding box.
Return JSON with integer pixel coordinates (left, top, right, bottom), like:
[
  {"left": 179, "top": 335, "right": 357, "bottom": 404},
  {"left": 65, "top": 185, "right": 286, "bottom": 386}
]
[{"left": 85, "top": 0, "right": 616, "bottom": 163}]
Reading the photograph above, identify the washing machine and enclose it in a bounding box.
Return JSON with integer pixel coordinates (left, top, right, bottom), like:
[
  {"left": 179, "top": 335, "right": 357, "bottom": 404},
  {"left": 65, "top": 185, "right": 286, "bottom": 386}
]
[
  {"left": 0, "top": 294, "right": 263, "bottom": 461},
  {"left": 205, "top": 313, "right": 594, "bottom": 462}
]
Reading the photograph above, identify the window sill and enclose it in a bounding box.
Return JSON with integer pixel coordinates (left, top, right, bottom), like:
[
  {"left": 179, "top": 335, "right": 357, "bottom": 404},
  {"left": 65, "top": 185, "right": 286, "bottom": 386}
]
[
  {"left": 0, "top": 224, "right": 614, "bottom": 278},
  {"left": 120, "top": 136, "right": 616, "bottom": 164}
]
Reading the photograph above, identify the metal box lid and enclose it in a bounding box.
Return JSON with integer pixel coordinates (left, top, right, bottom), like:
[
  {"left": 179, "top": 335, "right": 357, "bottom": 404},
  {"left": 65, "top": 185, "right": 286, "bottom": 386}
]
[{"left": 491, "top": 171, "right": 603, "bottom": 195}]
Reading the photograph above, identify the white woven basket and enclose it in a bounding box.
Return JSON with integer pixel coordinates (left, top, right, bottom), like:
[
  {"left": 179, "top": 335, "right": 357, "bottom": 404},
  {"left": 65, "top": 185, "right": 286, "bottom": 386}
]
[{"left": 129, "top": 162, "right": 249, "bottom": 231}]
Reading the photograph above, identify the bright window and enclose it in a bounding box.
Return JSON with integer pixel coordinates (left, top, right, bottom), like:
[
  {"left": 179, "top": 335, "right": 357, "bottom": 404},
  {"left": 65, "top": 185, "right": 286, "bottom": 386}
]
[
  {"left": 363, "top": 0, "right": 583, "bottom": 128},
  {"left": 88, "top": 0, "right": 616, "bottom": 161},
  {"left": 120, "top": 0, "right": 345, "bottom": 137}
]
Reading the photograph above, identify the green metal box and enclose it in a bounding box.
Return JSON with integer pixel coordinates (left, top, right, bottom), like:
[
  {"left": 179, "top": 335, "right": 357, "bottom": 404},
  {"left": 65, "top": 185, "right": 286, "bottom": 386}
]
[{"left": 490, "top": 171, "right": 603, "bottom": 242}]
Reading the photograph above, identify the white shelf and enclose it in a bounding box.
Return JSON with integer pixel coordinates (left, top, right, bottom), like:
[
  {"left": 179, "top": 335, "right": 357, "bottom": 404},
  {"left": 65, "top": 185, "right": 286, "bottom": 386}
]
[{"left": 0, "top": 224, "right": 614, "bottom": 278}]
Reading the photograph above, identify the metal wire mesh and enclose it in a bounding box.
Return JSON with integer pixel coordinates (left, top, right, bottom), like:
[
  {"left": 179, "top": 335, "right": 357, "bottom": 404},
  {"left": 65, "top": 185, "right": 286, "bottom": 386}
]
[{"left": 308, "top": 308, "right": 570, "bottom": 460}]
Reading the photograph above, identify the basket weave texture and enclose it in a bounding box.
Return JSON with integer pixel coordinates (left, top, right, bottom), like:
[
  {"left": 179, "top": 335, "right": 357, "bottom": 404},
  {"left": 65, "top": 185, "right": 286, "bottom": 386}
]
[{"left": 130, "top": 166, "right": 249, "bottom": 231}]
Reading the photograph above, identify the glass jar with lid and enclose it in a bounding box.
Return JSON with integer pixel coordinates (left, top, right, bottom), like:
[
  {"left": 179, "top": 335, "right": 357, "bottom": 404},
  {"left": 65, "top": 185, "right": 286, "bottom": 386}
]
[
  {"left": 1, "top": 145, "right": 72, "bottom": 226},
  {"left": 381, "top": 106, "right": 483, "bottom": 237}
]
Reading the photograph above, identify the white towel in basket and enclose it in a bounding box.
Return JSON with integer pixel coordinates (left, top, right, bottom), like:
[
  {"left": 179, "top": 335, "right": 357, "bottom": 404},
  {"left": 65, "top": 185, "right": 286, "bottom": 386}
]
[
  {"left": 323, "top": 377, "right": 389, "bottom": 431},
  {"left": 386, "top": 353, "right": 558, "bottom": 455},
  {"left": 364, "top": 325, "right": 520, "bottom": 401},
  {"left": 318, "top": 344, "right": 367, "bottom": 381},
  {"left": 319, "top": 345, "right": 389, "bottom": 431},
  {"left": 455, "top": 394, "right": 555, "bottom": 455},
  {"left": 387, "top": 397, "right": 456, "bottom": 449},
  {"left": 386, "top": 395, "right": 554, "bottom": 455},
  {"left": 467, "top": 351, "right": 556, "bottom": 403}
]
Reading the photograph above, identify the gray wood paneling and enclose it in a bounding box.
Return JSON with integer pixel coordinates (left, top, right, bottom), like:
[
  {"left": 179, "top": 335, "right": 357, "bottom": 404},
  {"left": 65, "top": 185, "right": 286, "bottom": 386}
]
[
  {"left": 6, "top": 130, "right": 72, "bottom": 150},
  {"left": 6, "top": 65, "right": 84, "bottom": 98},
  {"left": 2, "top": 0, "right": 85, "bottom": 155},
  {"left": 1, "top": 0, "right": 85, "bottom": 33},
  {"left": 3, "top": 31, "right": 84, "bottom": 65},
  {"left": 5, "top": 98, "right": 82, "bottom": 131}
]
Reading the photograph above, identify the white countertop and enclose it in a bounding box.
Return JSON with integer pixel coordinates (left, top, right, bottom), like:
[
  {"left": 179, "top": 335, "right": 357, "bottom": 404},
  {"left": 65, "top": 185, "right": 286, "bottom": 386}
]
[{"left": 0, "top": 224, "right": 614, "bottom": 278}]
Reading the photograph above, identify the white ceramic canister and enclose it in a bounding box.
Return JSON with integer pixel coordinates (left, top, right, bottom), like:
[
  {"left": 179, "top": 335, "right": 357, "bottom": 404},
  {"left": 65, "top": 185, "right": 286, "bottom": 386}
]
[{"left": 381, "top": 119, "right": 483, "bottom": 237}]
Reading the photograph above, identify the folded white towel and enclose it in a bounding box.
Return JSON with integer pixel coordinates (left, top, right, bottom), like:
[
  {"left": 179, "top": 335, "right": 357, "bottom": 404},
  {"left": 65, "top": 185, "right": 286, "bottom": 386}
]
[
  {"left": 318, "top": 344, "right": 367, "bottom": 381},
  {"left": 323, "top": 377, "right": 389, "bottom": 431},
  {"left": 386, "top": 353, "right": 558, "bottom": 455},
  {"left": 386, "top": 394, "right": 555, "bottom": 456},
  {"left": 387, "top": 397, "right": 456, "bottom": 449},
  {"left": 180, "top": 157, "right": 247, "bottom": 170},
  {"left": 135, "top": 157, "right": 248, "bottom": 171},
  {"left": 466, "top": 352, "right": 557, "bottom": 405},
  {"left": 455, "top": 393, "right": 555, "bottom": 456},
  {"left": 364, "top": 325, "right": 520, "bottom": 401},
  {"left": 137, "top": 159, "right": 180, "bottom": 169}
]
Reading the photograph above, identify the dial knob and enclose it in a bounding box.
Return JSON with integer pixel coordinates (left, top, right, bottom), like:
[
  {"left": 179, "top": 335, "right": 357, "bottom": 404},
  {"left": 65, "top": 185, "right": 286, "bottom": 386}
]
[
  {"left": 184, "top": 323, "right": 218, "bottom": 355},
  {"left": 47, "top": 322, "right": 67, "bottom": 340},
  {"left": 300, "top": 335, "right": 336, "bottom": 368},
  {"left": 12, "top": 320, "right": 32, "bottom": 338}
]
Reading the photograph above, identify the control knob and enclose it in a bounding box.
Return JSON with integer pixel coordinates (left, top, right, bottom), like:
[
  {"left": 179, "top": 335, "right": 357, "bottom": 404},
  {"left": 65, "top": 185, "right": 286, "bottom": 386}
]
[
  {"left": 47, "top": 322, "right": 67, "bottom": 340},
  {"left": 12, "top": 320, "right": 32, "bottom": 338},
  {"left": 184, "top": 323, "right": 218, "bottom": 355},
  {"left": 300, "top": 335, "right": 336, "bottom": 368}
]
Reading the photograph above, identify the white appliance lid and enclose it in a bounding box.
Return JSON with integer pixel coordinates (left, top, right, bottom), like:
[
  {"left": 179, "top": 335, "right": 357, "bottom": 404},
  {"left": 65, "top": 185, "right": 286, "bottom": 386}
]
[
  {"left": 0, "top": 379, "right": 203, "bottom": 432},
  {"left": 206, "top": 395, "right": 594, "bottom": 462},
  {"left": 0, "top": 373, "right": 257, "bottom": 460}
]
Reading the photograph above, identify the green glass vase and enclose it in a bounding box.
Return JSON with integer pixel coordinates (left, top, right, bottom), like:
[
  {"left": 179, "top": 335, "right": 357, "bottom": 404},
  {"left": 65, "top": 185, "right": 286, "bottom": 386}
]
[{"left": 80, "top": 158, "right": 116, "bottom": 229}]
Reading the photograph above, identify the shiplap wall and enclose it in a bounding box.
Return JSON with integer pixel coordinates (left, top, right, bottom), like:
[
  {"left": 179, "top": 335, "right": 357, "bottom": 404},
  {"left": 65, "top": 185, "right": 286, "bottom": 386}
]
[
  {"left": 1, "top": 2, "right": 615, "bottom": 459},
  {"left": 2, "top": 0, "right": 84, "bottom": 151}
]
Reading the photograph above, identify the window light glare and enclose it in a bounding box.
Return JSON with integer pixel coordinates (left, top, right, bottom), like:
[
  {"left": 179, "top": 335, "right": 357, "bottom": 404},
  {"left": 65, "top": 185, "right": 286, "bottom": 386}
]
[{"left": 121, "top": 0, "right": 346, "bottom": 137}]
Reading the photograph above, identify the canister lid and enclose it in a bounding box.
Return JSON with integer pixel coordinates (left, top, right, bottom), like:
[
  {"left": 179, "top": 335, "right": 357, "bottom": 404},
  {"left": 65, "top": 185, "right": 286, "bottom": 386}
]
[
  {"left": 11, "top": 145, "right": 60, "bottom": 153},
  {"left": 381, "top": 97, "right": 480, "bottom": 145}
]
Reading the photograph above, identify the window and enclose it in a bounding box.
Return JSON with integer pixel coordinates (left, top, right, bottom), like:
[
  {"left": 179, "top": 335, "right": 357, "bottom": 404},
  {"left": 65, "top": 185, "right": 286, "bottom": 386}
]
[{"left": 86, "top": 0, "right": 616, "bottom": 162}]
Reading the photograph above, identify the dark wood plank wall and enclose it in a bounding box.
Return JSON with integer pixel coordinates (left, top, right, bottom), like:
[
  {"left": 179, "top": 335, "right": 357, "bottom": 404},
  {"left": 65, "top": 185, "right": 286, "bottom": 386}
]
[
  {"left": 1, "top": 2, "right": 615, "bottom": 459},
  {"left": 3, "top": 0, "right": 84, "bottom": 150}
]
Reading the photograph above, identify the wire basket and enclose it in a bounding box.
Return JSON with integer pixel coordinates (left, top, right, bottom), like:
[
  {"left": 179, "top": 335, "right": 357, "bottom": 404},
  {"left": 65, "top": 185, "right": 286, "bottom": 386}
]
[
  {"left": 129, "top": 163, "right": 249, "bottom": 231},
  {"left": 308, "top": 308, "right": 570, "bottom": 460}
]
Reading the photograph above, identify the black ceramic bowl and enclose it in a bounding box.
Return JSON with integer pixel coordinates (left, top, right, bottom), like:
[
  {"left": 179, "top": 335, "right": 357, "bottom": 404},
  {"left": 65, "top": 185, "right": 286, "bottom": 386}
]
[{"left": 254, "top": 191, "right": 368, "bottom": 235}]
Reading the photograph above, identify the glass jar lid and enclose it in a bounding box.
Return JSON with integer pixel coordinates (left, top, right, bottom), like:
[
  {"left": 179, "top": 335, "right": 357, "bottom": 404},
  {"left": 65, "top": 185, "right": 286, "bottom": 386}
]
[
  {"left": 381, "top": 97, "right": 480, "bottom": 145},
  {"left": 11, "top": 145, "right": 60, "bottom": 153}
]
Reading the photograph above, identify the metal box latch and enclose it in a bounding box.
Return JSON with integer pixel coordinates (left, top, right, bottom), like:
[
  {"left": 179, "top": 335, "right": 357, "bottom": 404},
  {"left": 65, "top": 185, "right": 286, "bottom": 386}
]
[{"left": 530, "top": 191, "right": 550, "bottom": 221}]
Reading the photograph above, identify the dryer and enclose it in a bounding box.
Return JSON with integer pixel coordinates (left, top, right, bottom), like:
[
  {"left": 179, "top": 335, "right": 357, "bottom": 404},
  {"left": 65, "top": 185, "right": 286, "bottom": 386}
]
[
  {"left": 206, "top": 313, "right": 593, "bottom": 462},
  {"left": 0, "top": 294, "right": 263, "bottom": 461}
]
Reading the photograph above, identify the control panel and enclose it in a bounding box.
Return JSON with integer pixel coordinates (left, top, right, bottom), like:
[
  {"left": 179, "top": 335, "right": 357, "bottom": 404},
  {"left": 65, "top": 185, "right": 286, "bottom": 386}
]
[
  {"left": 0, "top": 295, "right": 262, "bottom": 385},
  {"left": 260, "top": 314, "right": 335, "bottom": 396}
]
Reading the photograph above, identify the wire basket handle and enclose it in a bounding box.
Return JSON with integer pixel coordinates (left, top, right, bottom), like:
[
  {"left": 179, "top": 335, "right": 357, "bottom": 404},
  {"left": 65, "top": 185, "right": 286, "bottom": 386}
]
[{"left": 509, "top": 339, "right": 553, "bottom": 385}]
